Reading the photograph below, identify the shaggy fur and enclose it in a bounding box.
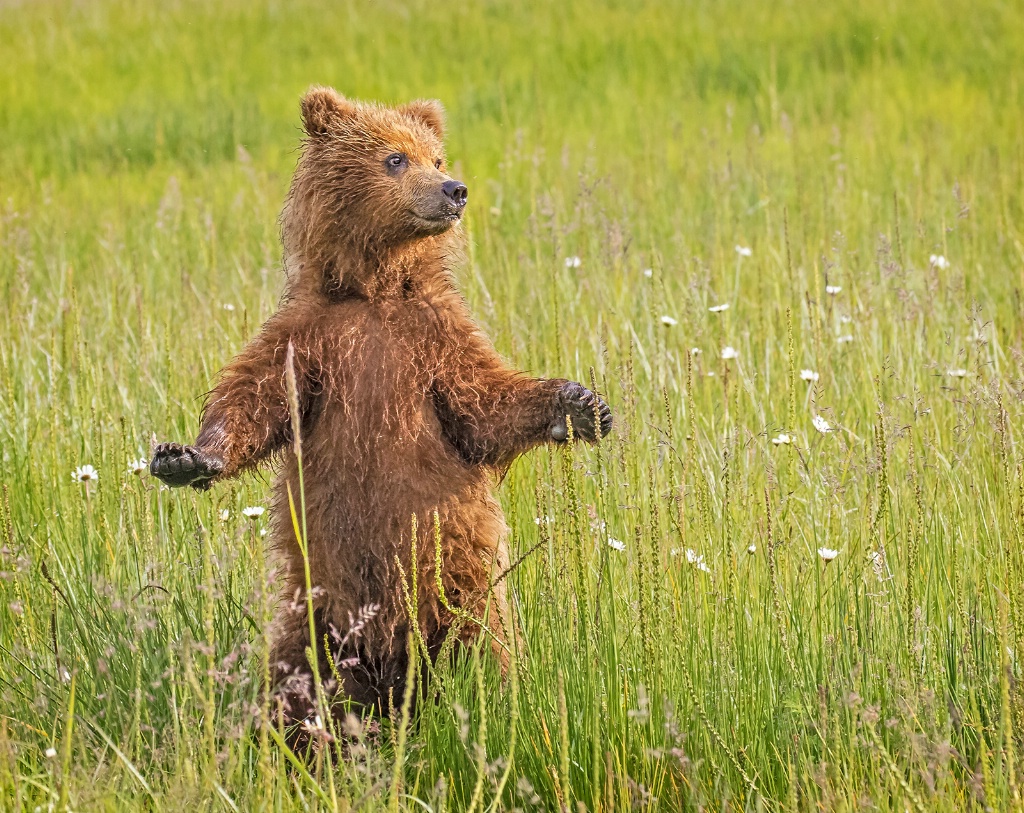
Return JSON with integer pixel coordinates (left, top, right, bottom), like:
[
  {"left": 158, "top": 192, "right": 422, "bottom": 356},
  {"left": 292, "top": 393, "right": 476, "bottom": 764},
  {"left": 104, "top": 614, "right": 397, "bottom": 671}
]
[{"left": 151, "top": 87, "right": 612, "bottom": 731}]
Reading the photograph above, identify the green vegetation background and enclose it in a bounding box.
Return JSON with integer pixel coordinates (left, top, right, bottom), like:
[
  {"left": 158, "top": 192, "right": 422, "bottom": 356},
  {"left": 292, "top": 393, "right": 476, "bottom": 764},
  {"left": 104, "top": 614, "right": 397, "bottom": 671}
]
[{"left": 2, "top": 0, "right": 1024, "bottom": 810}]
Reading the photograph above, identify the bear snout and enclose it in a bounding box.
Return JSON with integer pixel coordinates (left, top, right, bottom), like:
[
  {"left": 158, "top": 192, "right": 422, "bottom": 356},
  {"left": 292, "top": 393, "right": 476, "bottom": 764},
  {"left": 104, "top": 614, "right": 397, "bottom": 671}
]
[{"left": 441, "top": 179, "right": 468, "bottom": 209}]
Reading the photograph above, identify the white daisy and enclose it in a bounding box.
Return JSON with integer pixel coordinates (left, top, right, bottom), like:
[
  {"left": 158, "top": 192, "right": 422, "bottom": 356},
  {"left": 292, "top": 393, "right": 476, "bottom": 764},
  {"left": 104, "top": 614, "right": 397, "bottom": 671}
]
[
  {"left": 606, "top": 537, "right": 626, "bottom": 552},
  {"left": 825, "top": 285, "right": 842, "bottom": 295},
  {"left": 643, "top": 268, "right": 654, "bottom": 278},
  {"left": 708, "top": 303, "right": 730, "bottom": 313},
  {"left": 771, "top": 433, "right": 792, "bottom": 446},
  {"left": 946, "top": 368, "right": 968, "bottom": 378},
  {"left": 242, "top": 506, "right": 265, "bottom": 519},
  {"left": 222, "top": 303, "right": 236, "bottom": 311},
  {"left": 747, "top": 544, "right": 757, "bottom": 554},
  {"left": 837, "top": 334, "right": 854, "bottom": 344},
  {"left": 735, "top": 245, "right": 752, "bottom": 257},
  {"left": 929, "top": 254, "right": 950, "bottom": 270},
  {"left": 564, "top": 256, "right": 582, "bottom": 268},
  {"left": 44, "top": 747, "right": 57, "bottom": 759},
  {"left": 534, "top": 515, "right": 554, "bottom": 526},
  {"left": 72, "top": 465, "right": 98, "bottom": 483},
  {"left": 721, "top": 346, "right": 739, "bottom": 360},
  {"left": 127, "top": 458, "right": 148, "bottom": 477},
  {"left": 817, "top": 547, "right": 839, "bottom": 563},
  {"left": 812, "top": 415, "right": 832, "bottom": 433},
  {"left": 800, "top": 369, "right": 819, "bottom": 382},
  {"left": 219, "top": 509, "right": 230, "bottom": 522},
  {"left": 660, "top": 315, "right": 678, "bottom": 327},
  {"left": 690, "top": 347, "right": 702, "bottom": 355}
]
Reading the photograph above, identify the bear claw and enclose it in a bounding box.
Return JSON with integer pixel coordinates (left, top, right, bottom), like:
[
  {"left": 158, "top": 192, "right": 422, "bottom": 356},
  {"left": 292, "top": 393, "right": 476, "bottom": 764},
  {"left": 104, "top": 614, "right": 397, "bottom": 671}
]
[
  {"left": 150, "top": 442, "right": 224, "bottom": 489},
  {"left": 552, "top": 381, "right": 613, "bottom": 443}
]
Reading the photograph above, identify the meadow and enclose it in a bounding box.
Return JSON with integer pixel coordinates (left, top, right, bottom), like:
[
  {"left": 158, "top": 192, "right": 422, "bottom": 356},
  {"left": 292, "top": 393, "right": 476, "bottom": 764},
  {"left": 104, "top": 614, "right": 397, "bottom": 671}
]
[{"left": 2, "top": 0, "right": 1024, "bottom": 809}]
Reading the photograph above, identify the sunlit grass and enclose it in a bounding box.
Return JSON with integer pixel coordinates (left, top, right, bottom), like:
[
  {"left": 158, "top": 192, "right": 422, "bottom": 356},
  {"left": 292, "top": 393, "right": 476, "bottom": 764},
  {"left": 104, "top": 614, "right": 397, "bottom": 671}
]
[{"left": 2, "top": 0, "right": 1024, "bottom": 809}]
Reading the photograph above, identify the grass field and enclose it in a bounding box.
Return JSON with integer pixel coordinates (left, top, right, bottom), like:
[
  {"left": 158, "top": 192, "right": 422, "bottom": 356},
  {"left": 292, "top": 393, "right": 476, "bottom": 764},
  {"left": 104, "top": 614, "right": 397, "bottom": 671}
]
[{"left": 3, "top": 0, "right": 1024, "bottom": 809}]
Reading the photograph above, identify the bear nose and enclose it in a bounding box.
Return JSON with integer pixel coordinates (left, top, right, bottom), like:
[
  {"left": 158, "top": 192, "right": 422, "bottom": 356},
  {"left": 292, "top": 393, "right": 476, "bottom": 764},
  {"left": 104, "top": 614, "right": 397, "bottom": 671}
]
[{"left": 442, "top": 180, "right": 468, "bottom": 208}]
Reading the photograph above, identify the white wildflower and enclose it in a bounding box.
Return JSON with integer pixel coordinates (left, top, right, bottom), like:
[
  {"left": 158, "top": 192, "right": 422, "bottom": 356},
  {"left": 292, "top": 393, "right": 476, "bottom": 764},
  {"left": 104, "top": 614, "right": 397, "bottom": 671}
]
[
  {"left": 721, "top": 346, "right": 739, "bottom": 360},
  {"left": 684, "top": 549, "right": 711, "bottom": 573},
  {"left": 127, "top": 458, "right": 148, "bottom": 477},
  {"left": 222, "top": 303, "right": 236, "bottom": 311},
  {"left": 44, "top": 747, "right": 57, "bottom": 759},
  {"left": 690, "top": 347, "right": 702, "bottom": 355},
  {"left": 817, "top": 547, "right": 839, "bottom": 563},
  {"left": 747, "top": 544, "right": 756, "bottom": 555},
  {"left": 534, "top": 515, "right": 554, "bottom": 526},
  {"left": 825, "top": 285, "right": 842, "bottom": 295},
  {"left": 708, "top": 303, "right": 730, "bottom": 313},
  {"left": 660, "top": 315, "right": 678, "bottom": 327},
  {"left": 259, "top": 527, "right": 268, "bottom": 538},
  {"left": 800, "top": 369, "right": 819, "bottom": 382},
  {"left": 771, "top": 433, "right": 792, "bottom": 446},
  {"left": 219, "top": 509, "right": 230, "bottom": 522},
  {"left": 946, "top": 368, "right": 969, "bottom": 378},
  {"left": 606, "top": 537, "right": 626, "bottom": 552},
  {"left": 837, "top": 334, "right": 854, "bottom": 344},
  {"left": 72, "top": 465, "right": 98, "bottom": 483},
  {"left": 242, "top": 506, "right": 265, "bottom": 519},
  {"left": 735, "top": 245, "right": 752, "bottom": 257},
  {"left": 643, "top": 268, "right": 653, "bottom": 278},
  {"left": 929, "top": 254, "right": 950, "bottom": 270},
  {"left": 812, "top": 415, "right": 832, "bottom": 433},
  {"left": 564, "top": 256, "right": 582, "bottom": 268}
]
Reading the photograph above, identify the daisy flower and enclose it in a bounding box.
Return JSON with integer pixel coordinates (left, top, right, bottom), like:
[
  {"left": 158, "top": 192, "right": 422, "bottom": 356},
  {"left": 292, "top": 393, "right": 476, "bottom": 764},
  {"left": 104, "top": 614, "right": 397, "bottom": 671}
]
[
  {"left": 708, "top": 303, "right": 729, "bottom": 313},
  {"left": 837, "top": 334, "right": 854, "bottom": 344},
  {"left": 72, "top": 465, "right": 98, "bottom": 484},
  {"left": 812, "top": 415, "right": 832, "bottom": 433},
  {"left": 660, "top": 315, "right": 678, "bottom": 327},
  {"left": 771, "top": 433, "right": 792, "bottom": 446},
  {"left": 825, "top": 285, "right": 841, "bottom": 295},
  {"left": 242, "top": 506, "right": 265, "bottom": 519},
  {"left": 946, "top": 368, "right": 968, "bottom": 378},
  {"left": 817, "top": 547, "right": 839, "bottom": 563},
  {"left": 721, "top": 346, "right": 739, "bottom": 360},
  {"left": 735, "top": 245, "right": 752, "bottom": 257},
  {"left": 747, "top": 544, "right": 757, "bottom": 554},
  {"left": 127, "top": 458, "right": 148, "bottom": 477},
  {"left": 800, "top": 369, "right": 819, "bottom": 382},
  {"left": 643, "top": 268, "right": 654, "bottom": 278},
  {"left": 219, "top": 509, "right": 230, "bottom": 522},
  {"left": 929, "top": 254, "right": 950, "bottom": 270},
  {"left": 606, "top": 537, "right": 626, "bottom": 552},
  {"left": 564, "top": 256, "right": 582, "bottom": 269}
]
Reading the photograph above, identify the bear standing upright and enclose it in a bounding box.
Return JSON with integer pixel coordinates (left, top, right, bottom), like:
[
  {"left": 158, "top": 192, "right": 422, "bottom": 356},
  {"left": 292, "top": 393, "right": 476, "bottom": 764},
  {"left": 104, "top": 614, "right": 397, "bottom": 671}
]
[{"left": 151, "top": 87, "right": 612, "bottom": 731}]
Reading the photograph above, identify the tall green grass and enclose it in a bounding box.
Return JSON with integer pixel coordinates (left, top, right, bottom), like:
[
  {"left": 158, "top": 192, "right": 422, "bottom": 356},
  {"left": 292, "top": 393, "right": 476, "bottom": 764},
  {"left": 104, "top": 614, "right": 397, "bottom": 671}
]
[{"left": 2, "top": 0, "right": 1024, "bottom": 809}]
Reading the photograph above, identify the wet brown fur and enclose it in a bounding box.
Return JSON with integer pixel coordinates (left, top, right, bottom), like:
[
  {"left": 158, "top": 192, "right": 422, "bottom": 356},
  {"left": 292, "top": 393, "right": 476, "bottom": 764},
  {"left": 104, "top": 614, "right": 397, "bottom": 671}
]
[{"left": 154, "top": 87, "right": 610, "bottom": 729}]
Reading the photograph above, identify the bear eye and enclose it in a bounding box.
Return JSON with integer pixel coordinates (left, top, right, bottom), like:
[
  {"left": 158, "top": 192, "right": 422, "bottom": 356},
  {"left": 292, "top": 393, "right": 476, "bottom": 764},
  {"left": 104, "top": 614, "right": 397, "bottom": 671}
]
[
  {"left": 385, "top": 152, "right": 407, "bottom": 171},
  {"left": 434, "top": 158, "right": 443, "bottom": 170}
]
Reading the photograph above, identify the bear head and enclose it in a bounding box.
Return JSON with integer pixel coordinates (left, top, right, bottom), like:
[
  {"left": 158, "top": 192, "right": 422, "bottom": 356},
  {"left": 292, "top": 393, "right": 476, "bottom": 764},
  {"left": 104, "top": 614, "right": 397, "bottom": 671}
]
[{"left": 282, "top": 87, "right": 467, "bottom": 299}]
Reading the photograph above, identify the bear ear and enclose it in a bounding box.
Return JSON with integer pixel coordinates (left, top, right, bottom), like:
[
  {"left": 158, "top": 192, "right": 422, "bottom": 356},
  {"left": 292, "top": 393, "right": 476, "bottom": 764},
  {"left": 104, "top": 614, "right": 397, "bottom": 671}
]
[
  {"left": 400, "top": 99, "right": 445, "bottom": 139},
  {"left": 301, "top": 86, "right": 357, "bottom": 137}
]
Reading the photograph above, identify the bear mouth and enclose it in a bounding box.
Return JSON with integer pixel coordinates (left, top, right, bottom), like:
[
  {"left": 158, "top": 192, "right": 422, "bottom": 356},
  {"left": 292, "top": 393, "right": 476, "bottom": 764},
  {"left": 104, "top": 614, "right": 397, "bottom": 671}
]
[{"left": 409, "top": 209, "right": 462, "bottom": 233}]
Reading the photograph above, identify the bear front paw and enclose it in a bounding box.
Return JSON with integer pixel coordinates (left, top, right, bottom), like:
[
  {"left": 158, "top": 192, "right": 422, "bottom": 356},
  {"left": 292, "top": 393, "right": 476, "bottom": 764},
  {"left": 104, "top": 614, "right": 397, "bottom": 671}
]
[
  {"left": 150, "top": 442, "right": 225, "bottom": 490},
  {"left": 551, "top": 382, "right": 613, "bottom": 443}
]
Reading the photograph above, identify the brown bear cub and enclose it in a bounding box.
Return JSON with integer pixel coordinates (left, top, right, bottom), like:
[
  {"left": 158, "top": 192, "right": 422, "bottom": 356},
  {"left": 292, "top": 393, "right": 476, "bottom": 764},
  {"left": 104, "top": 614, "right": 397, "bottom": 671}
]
[{"left": 151, "top": 87, "right": 612, "bottom": 735}]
